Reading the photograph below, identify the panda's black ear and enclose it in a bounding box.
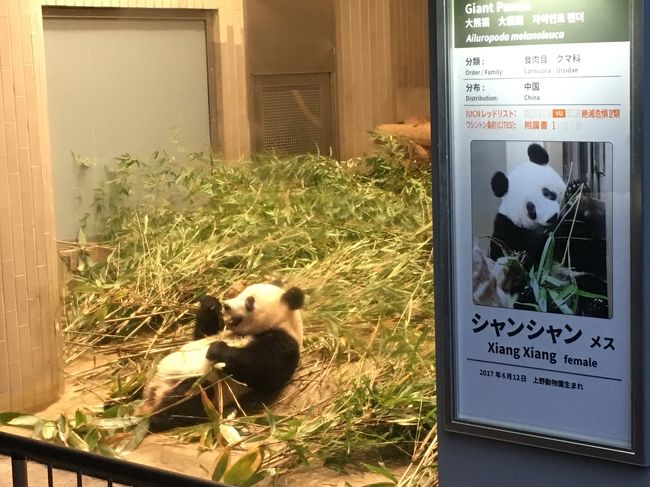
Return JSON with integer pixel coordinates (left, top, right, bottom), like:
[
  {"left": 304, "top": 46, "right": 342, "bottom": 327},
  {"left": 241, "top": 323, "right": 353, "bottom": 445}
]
[
  {"left": 528, "top": 143, "right": 549, "bottom": 165},
  {"left": 491, "top": 171, "right": 508, "bottom": 197},
  {"left": 282, "top": 287, "right": 305, "bottom": 310}
]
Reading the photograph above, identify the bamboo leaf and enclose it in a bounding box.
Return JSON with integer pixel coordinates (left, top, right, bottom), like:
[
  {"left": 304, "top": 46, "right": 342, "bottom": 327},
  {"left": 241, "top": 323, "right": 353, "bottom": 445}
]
[
  {"left": 118, "top": 420, "right": 149, "bottom": 454},
  {"left": 7, "top": 415, "right": 42, "bottom": 428},
  {"left": 83, "top": 428, "right": 100, "bottom": 450},
  {"left": 548, "top": 289, "right": 573, "bottom": 315},
  {"left": 41, "top": 422, "right": 58, "bottom": 441},
  {"left": 363, "top": 462, "right": 398, "bottom": 483},
  {"left": 239, "top": 471, "right": 267, "bottom": 487},
  {"left": 223, "top": 450, "right": 261, "bottom": 486},
  {"left": 219, "top": 424, "right": 241, "bottom": 445},
  {"left": 0, "top": 412, "right": 25, "bottom": 424},
  {"left": 212, "top": 450, "right": 230, "bottom": 482},
  {"left": 67, "top": 430, "right": 90, "bottom": 451},
  {"left": 93, "top": 417, "right": 142, "bottom": 429},
  {"left": 74, "top": 410, "right": 88, "bottom": 427},
  {"left": 575, "top": 289, "right": 607, "bottom": 299},
  {"left": 200, "top": 387, "right": 220, "bottom": 423},
  {"left": 543, "top": 274, "right": 564, "bottom": 287}
]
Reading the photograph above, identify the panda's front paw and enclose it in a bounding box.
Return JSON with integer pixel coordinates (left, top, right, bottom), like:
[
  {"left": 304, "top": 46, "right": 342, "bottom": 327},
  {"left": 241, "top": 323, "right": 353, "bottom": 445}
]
[
  {"left": 199, "top": 295, "right": 221, "bottom": 313},
  {"left": 565, "top": 180, "right": 590, "bottom": 200},
  {"left": 195, "top": 295, "right": 225, "bottom": 339},
  {"left": 206, "top": 341, "right": 229, "bottom": 362}
]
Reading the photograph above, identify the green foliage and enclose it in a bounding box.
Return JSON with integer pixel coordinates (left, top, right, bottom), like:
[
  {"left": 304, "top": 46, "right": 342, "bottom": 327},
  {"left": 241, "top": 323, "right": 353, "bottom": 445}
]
[
  {"left": 508, "top": 197, "right": 608, "bottom": 315},
  {"left": 55, "top": 148, "right": 435, "bottom": 485},
  {"left": 363, "top": 132, "right": 430, "bottom": 194},
  {"left": 0, "top": 408, "right": 146, "bottom": 456}
]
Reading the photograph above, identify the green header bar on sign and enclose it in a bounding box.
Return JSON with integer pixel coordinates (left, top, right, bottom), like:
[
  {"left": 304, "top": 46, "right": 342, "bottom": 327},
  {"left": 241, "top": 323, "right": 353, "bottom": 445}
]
[{"left": 454, "top": 0, "right": 629, "bottom": 48}]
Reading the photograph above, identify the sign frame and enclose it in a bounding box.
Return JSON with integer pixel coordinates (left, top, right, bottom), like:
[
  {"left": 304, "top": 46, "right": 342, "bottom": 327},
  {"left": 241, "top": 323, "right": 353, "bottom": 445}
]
[{"left": 432, "top": 0, "right": 649, "bottom": 464}]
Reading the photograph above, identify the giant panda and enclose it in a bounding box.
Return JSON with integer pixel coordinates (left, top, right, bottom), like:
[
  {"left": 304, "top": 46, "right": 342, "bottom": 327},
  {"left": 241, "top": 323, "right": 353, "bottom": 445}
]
[
  {"left": 487, "top": 143, "right": 608, "bottom": 317},
  {"left": 488, "top": 143, "right": 566, "bottom": 268},
  {"left": 138, "top": 282, "right": 305, "bottom": 432}
]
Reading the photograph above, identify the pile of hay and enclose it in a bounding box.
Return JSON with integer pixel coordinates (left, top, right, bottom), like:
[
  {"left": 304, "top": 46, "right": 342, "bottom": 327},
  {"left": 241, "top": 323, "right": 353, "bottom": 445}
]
[{"left": 11, "top": 140, "right": 437, "bottom": 486}]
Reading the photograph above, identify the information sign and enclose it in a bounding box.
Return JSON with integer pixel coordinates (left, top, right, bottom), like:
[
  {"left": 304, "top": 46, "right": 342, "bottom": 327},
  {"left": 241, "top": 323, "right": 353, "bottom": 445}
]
[{"left": 440, "top": 0, "right": 640, "bottom": 459}]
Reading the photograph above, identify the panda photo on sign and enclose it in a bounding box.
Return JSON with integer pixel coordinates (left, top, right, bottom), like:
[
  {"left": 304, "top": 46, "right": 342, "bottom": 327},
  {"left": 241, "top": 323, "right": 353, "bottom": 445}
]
[
  {"left": 488, "top": 143, "right": 566, "bottom": 268},
  {"left": 137, "top": 282, "right": 305, "bottom": 432},
  {"left": 471, "top": 141, "right": 611, "bottom": 318}
]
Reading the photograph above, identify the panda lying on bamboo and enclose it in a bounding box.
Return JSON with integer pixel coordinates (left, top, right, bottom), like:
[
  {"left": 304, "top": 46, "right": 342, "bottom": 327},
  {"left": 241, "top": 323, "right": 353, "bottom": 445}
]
[{"left": 138, "top": 282, "right": 305, "bottom": 432}]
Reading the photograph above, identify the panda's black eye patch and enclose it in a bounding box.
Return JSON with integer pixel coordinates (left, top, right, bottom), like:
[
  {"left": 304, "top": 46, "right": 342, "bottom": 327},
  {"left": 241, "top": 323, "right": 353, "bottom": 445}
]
[
  {"left": 245, "top": 296, "right": 255, "bottom": 312},
  {"left": 542, "top": 187, "right": 557, "bottom": 201}
]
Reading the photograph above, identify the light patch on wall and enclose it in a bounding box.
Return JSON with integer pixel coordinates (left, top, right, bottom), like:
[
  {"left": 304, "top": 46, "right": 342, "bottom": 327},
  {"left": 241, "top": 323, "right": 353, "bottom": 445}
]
[{"left": 44, "top": 16, "right": 212, "bottom": 241}]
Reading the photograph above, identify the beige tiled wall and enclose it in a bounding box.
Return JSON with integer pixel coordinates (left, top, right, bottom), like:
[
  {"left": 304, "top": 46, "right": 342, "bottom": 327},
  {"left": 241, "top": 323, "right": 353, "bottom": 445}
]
[
  {"left": 334, "top": 0, "right": 395, "bottom": 159},
  {"left": 0, "top": 0, "right": 63, "bottom": 411},
  {"left": 333, "top": 0, "right": 430, "bottom": 159}
]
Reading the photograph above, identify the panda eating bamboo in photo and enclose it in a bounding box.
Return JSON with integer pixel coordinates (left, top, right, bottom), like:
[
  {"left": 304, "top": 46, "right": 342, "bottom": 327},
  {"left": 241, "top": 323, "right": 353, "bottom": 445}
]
[
  {"left": 486, "top": 143, "right": 609, "bottom": 318},
  {"left": 137, "top": 282, "right": 305, "bottom": 432}
]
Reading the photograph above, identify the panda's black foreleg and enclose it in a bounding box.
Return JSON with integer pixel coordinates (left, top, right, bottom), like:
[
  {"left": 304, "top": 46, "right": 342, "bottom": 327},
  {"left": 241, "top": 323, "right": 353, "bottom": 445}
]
[
  {"left": 206, "top": 331, "right": 300, "bottom": 393},
  {"left": 148, "top": 379, "right": 214, "bottom": 433},
  {"left": 194, "top": 295, "right": 225, "bottom": 340}
]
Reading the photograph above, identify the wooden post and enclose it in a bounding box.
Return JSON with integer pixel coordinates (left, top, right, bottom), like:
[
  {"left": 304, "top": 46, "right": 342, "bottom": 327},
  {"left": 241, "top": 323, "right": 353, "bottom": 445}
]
[{"left": 0, "top": 0, "right": 64, "bottom": 411}]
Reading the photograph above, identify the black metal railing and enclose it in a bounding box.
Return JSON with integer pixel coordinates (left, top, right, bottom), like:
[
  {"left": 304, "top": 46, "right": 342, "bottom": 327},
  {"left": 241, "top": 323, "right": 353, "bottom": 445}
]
[{"left": 0, "top": 431, "right": 227, "bottom": 487}]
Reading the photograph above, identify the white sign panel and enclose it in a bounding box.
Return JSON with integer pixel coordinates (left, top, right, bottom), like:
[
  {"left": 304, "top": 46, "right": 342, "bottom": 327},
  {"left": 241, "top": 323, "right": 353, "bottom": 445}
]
[{"left": 449, "top": 0, "right": 632, "bottom": 448}]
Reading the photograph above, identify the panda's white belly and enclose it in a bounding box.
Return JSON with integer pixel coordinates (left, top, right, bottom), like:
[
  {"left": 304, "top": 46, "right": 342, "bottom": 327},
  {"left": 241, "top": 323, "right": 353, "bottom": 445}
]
[
  {"left": 156, "top": 332, "right": 252, "bottom": 379},
  {"left": 140, "top": 332, "right": 253, "bottom": 415},
  {"left": 156, "top": 338, "right": 214, "bottom": 380}
]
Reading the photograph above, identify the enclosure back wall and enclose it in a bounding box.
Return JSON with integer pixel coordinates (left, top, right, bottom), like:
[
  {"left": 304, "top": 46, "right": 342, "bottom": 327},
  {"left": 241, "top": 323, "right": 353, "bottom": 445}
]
[
  {"left": 39, "top": 0, "right": 250, "bottom": 162},
  {"left": 334, "top": 0, "right": 430, "bottom": 158},
  {"left": 39, "top": 1, "right": 430, "bottom": 163},
  {"left": 244, "top": 0, "right": 430, "bottom": 159}
]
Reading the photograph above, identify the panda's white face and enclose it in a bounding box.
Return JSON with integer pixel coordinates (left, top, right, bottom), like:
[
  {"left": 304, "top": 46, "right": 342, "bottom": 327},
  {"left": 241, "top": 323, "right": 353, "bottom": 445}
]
[
  {"left": 498, "top": 161, "right": 566, "bottom": 230},
  {"left": 222, "top": 283, "right": 304, "bottom": 345}
]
